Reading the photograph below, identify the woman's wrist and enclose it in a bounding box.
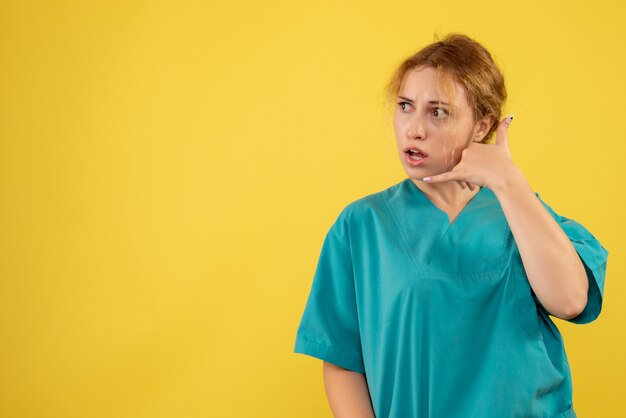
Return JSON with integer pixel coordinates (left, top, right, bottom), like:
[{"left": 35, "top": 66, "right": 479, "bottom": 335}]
[{"left": 490, "top": 164, "right": 529, "bottom": 196}]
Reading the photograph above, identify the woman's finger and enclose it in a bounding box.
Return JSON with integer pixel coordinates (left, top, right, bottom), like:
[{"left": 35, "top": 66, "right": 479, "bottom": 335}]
[
  {"left": 495, "top": 114, "right": 514, "bottom": 146},
  {"left": 422, "top": 170, "right": 462, "bottom": 183}
]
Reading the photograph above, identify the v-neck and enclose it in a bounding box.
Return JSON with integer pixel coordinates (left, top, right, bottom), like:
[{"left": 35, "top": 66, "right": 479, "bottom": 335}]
[
  {"left": 382, "top": 178, "right": 505, "bottom": 275},
  {"left": 404, "top": 177, "right": 486, "bottom": 227}
]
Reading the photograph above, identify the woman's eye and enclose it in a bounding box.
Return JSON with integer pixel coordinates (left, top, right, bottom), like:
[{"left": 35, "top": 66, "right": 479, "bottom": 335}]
[
  {"left": 397, "top": 102, "right": 449, "bottom": 118},
  {"left": 432, "top": 107, "right": 449, "bottom": 118},
  {"left": 398, "top": 101, "right": 411, "bottom": 111}
]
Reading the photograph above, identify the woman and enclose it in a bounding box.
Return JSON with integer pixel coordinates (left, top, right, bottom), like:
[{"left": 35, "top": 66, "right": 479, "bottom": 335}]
[{"left": 293, "top": 33, "right": 608, "bottom": 418}]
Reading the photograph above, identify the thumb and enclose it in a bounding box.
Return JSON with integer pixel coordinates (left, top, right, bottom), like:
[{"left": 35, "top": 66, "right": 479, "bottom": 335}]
[{"left": 495, "top": 114, "right": 514, "bottom": 146}]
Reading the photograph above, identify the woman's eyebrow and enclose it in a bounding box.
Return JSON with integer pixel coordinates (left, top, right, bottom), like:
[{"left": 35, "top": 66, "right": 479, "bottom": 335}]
[{"left": 398, "top": 95, "right": 450, "bottom": 106}]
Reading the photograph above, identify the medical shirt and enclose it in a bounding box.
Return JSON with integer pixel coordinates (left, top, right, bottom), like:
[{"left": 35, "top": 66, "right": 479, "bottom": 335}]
[{"left": 294, "top": 177, "right": 608, "bottom": 418}]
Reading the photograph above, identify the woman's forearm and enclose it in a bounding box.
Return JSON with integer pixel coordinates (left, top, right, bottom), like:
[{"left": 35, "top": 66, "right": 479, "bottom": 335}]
[
  {"left": 323, "top": 361, "right": 375, "bottom": 418},
  {"left": 493, "top": 168, "right": 588, "bottom": 319}
]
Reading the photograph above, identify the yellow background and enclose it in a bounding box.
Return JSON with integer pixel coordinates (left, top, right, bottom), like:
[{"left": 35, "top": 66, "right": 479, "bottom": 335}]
[{"left": 1, "top": 1, "right": 624, "bottom": 417}]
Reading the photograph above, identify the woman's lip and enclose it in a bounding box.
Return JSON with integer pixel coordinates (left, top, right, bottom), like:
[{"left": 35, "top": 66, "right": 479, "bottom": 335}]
[
  {"left": 405, "top": 147, "right": 428, "bottom": 156},
  {"left": 405, "top": 153, "right": 427, "bottom": 166}
]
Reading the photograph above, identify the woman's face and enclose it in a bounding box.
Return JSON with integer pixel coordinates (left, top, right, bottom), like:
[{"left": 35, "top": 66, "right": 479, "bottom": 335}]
[{"left": 393, "top": 66, "right": 490, "bottom": 179}]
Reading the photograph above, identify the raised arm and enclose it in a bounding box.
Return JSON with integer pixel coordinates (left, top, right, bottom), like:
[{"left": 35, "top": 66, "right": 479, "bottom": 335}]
[
  {"left": 421, "top": 116, "right": 589, "bottom": 320},
  {"left": 492, "top": 172, "right": 588, "bottom": 320}
]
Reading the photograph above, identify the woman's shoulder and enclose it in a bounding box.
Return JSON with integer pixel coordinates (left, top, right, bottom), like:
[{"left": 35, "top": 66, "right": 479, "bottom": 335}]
[{"left": 334, "top": 180, "right": 405, "bottom": 225}]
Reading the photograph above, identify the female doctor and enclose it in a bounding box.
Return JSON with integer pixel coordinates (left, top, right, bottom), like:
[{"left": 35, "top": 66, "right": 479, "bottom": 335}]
[{"left": 294, "top": 33, "right": 608, "bottom": 418}]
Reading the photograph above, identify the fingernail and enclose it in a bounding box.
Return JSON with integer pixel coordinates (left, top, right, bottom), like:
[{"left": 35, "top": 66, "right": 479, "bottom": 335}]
[
  {"left": 422, "top": 177, "right": 431, "bottom": 181},
  {"left": 506, "top": 114, "right": 514, "bottom": 125}
]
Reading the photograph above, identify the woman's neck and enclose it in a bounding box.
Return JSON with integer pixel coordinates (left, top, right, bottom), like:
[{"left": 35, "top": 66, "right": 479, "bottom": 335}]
[{"left": 410, "top": 178, "right": 480, "bottom": 208}]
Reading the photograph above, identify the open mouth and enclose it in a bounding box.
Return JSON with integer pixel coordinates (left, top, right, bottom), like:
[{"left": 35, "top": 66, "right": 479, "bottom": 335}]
[{"left": 405, "top": 149, "right": 428, "bottom": 160}]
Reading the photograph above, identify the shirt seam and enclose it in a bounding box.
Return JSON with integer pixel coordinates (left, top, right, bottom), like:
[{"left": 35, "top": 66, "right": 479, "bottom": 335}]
[{"left": 380, "top": 191, "right": 425, "bottom": 274}]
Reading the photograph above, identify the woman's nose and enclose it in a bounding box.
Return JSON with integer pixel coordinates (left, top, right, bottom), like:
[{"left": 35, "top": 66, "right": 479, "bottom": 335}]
[{"left": 407, "top": 114, "right": 426, "bottom": 140}]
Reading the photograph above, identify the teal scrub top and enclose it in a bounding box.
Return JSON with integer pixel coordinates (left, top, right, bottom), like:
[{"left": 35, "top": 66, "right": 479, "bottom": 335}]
[{"left": 294, "top": 178, "right": 609, "bottom": 418}]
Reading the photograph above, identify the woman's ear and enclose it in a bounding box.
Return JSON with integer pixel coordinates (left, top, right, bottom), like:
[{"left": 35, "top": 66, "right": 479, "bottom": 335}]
[{"left": 473, "top": 114, "right": 496, "bottom": 142}]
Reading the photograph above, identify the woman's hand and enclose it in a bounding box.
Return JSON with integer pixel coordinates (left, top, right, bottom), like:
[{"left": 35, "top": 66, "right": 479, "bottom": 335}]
[{"left": 422, "top": 114, "right": 520, "bottom": 192}]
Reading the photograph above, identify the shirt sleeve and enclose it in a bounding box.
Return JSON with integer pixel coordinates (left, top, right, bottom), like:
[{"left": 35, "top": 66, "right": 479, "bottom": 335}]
[
  {"left": 293, "top": 210, "right": 365, "bottom": 373},
  {"left": 531, "top": 192, "right": 609, "bottom": 324}
]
